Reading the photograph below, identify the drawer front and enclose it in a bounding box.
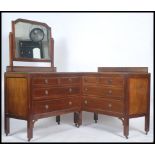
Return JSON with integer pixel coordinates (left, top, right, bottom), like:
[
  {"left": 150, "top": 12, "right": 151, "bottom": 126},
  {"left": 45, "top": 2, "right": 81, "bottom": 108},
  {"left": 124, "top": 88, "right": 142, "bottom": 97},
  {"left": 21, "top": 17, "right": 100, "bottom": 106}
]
[
  {"left": 82, "top": 97, "right": 124, "bottom": 114},
  {"left": 83, "top": 76, "right": 98, "bottom": 83},
  {"left": 32, "top": 97, "right": 81, "bottom": 114},
  {"left": 60, "top": 77, "right": 81, "bottom": 85},
  {"left": 83, "top": 76, "right": 124, "bottom": 87},
  {"left": 32, "top": 86, "right": 81, "bottom": 100},
  {"left": 83, "top": 86, "right": 124, "bottom": 98},
  {"left": 32, "top": 77, "right": 59, "bottom": 86},
  {"left": 98, "top": 77, "right": 124, "bottom": 87}
]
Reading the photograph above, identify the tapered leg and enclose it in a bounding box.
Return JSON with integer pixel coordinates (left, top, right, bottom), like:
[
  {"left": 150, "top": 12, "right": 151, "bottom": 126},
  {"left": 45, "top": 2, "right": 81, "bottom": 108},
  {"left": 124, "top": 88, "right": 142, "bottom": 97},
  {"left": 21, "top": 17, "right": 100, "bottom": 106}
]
[
  {"left": 74, "top": 112, "right": 78, "bottom": 124},
  {"left": 5, "top": 116, "right": 10, "bottom": 136},
  {"left": 94, "top": 112, "right": 98, "bottom": 123},
  {"left": 145, "top": 114, "right": 150, "bottom": 135},
  {"left": 75, "top": 112, "right": 82, "bottom": 128},
  {"left": 56, "top": 115, "right": 60, "bottom": 125},
  {"left": 123, "top": 117, "right": 129, "bottom": 139},
  {"left": 27, "top": 120, "right": 33, "bottom": 142}
]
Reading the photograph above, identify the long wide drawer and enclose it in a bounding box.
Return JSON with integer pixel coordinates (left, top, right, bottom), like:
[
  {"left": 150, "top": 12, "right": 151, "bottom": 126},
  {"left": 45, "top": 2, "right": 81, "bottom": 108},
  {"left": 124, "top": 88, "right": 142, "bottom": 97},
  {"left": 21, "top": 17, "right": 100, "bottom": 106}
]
[
  {"left": 32, "top": 97, "right": 81, "bottom": 115},
  {"left": 82, "top": 97, "right": 124, "bottom": 114},
  {"left": 32, "top": 77, "right": 81, "bottom": 86},
  {"left": 82, "top": 86, "right": 124, "bottom": 99},
  {"left": 32, "top": 86, "right": 81, "bottom": 100},
  {"left": 83, "top": 76, "right": 124, "bottom": 87}
]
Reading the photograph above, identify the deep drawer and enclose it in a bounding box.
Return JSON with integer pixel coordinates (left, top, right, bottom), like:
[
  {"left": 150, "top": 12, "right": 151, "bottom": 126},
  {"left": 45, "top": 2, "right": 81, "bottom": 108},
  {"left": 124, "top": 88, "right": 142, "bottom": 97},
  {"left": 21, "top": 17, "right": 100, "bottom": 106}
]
[
  {"left": 32, "top": 86, "right": 81, "bottom": 100},
  {"left": 82, "top": 97, "right": 124, "bottom": 114},
  {"left": 32, "top": 97, "right": 81, "bottom": 114}
]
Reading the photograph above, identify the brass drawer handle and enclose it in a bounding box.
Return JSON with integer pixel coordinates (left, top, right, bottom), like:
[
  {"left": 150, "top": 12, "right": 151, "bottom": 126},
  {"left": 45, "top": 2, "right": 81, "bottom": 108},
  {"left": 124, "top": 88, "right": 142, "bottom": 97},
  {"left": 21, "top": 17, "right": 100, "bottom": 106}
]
[
  {"left": 84, "top": 78, "right": 87, "bottom": 82},
  {"left": 108, "top": 104, "right": 112, "bottom": 108},
  {"left": 69, "top": 88, "right": 72, "bottom": 93},
  {"left": 69, "top": 101, "right": 72, "bottom": 105},
  {"left": 68, "top": 78, "right": 72, "bottom": 82},
  {"left": 45, "top": 79, "right": 48, "bottom": 84},
  {"left": 45, "top": 90, "right": 48, "bottom": 95},
  {"left": 84, "top": 100, "right": 88, "bottom": 104},
  {"left": 45, "top": 104, "right": 49, "bottom": 109},
  {"left": 108, "top": 79, "right": 112, "bottom": 84},
  {"left": 108, "top": 90, "right": 112, "bottom": 94}
]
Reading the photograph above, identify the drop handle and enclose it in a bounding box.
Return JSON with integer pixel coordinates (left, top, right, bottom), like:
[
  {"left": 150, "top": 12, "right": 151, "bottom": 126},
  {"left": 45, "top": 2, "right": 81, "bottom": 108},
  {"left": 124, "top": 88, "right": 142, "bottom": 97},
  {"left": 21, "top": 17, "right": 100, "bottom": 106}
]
[
  {"left": 45, "top": 79, "right": 48, "bottom": 84},
  {"left": 69, "top": 88, "right": 72, "bottom": 93},
  {"left": 45, "top": 90, "right": 48, "bottom": 95},
  {"left": 45, "top": 105, "right": 49, "bottom": 109}
]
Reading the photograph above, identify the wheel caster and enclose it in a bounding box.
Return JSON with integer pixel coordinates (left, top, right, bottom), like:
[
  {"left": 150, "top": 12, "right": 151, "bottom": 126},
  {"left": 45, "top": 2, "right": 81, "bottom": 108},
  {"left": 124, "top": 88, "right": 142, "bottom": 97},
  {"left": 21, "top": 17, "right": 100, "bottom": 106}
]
[
  {"left": 95, "top": 120, "right": 97, "bottom": 123},
  {"left": 125, "top": 136, "right": 128, "bottom": 139},
  {"left": 146, "top": 131, "right": 148, "bottom": 135}
]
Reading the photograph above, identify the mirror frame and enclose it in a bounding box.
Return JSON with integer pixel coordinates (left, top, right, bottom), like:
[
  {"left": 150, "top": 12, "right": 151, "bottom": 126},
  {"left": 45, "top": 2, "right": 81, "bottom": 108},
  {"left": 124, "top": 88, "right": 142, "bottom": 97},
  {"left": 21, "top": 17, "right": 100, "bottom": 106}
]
[{"left": 11, "top": 19, "right": 54, "bottom": 64}]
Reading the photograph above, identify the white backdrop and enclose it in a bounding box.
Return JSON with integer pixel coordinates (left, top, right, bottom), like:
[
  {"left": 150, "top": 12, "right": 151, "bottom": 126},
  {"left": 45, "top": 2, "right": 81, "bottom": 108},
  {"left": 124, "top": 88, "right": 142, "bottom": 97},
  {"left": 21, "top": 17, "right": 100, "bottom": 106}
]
[{"left": 1, "top": 13, "right": 154, "bottom": 142}]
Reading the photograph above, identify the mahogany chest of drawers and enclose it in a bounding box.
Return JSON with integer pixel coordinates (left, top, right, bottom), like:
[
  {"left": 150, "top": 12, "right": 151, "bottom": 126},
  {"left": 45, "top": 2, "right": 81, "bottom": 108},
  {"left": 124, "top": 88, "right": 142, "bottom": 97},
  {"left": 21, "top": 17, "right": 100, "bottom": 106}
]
[{"left": 4, "top": 68, "right": 150, "bottom": 141}]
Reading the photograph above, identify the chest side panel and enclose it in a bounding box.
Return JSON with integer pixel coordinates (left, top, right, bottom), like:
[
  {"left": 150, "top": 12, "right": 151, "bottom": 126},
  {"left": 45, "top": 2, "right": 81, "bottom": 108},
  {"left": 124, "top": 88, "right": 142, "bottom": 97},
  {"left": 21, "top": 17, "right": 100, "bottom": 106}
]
[
  {"left": 6, "top": 77, "right": 28, "bottom": 118},
  {"left": 128, "top": 78, "right": 149, "bottom": 115}
]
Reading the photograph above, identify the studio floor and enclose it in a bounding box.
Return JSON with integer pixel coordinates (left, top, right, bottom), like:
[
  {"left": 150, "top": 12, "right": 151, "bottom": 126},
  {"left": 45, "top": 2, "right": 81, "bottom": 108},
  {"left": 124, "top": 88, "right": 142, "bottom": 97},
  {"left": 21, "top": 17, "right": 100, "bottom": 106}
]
[{"left": 2, "top": 111, "right": 154, "bottom": 143}]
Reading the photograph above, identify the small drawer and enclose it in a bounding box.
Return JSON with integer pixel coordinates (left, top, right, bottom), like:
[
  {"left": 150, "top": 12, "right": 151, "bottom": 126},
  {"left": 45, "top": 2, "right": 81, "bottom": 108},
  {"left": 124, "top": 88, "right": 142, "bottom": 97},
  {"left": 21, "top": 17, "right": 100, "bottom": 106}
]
[
  {"left": 32, "top": 77, "right": 59, "bottom": 86},
  {"left": 60, "top": 77, "right": 81, "bottom": 85},
  {"left": 32, "top": 87, "right": 81, "bottom": 100},
  {"left": 98, "top": 77, "right": 124, "bottom": 86},
  {"left": 32, "top": 97, "right": 81, "bottom": 114},
  {"left": 82, "top": 76, "right": 98, "bottom": 83},
  {"left": 82, "top": 97, "right": 124, "bottom": 114}
]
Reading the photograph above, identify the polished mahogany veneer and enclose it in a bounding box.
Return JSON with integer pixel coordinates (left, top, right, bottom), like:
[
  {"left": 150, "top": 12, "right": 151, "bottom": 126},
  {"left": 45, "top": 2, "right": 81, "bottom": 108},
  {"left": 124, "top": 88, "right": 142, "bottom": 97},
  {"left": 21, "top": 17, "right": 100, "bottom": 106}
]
[
  {"left": 5, "top": 68, "right": 150, "bottom": 141},
  {"left": 4, "top": 19, "right": 151, "bottom": 141}
]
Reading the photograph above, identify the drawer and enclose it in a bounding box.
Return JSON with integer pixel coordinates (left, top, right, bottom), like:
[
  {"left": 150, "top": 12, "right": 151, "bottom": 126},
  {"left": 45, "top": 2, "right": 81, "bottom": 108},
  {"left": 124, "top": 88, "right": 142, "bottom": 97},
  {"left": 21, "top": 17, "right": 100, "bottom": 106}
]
[
  {"left": 32, "top": 97, "right": 81, "bottom": 115},
  {"left": 32, "top": 86, "right": 81, "bottom": 100},
  {"left": 60, "top": 77, "right": 81, "bottom": 85},
  {"left": 82, "top": 97, "right": 124, "bottom": 114},
  {"left": 32, "top": 77, "right": 59, "bottom": 86},
  {"left": 98, "top": 77, "right": 124, "bottom": 86},
  {"left": 83, "top": 86, "right": 124, "bottom": 98},
  {"left": 83, "top": 76, "right": 98, "bottom": 83}
]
